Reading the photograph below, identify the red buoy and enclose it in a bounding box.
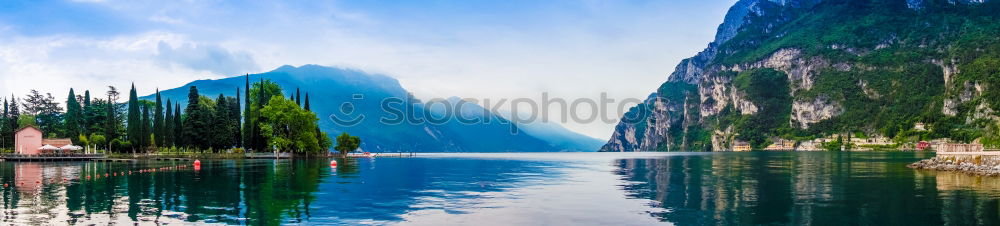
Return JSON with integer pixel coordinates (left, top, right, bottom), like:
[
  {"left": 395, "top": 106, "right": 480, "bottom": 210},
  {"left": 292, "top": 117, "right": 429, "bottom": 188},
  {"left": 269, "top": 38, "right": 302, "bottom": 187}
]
[
  {"left": 194, "top": 160, "right": 201, "bottom": 167},
  {"left": 3, "top": 183, "right": 7, "bottom": 187},
  {"left": 330, "top": 160, "right": 338, "bottom": 167}
]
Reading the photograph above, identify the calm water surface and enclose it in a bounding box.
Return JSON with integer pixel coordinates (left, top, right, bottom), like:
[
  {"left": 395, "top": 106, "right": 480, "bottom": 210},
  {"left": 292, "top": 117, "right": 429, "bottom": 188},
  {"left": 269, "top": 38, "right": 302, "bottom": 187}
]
[{"left": 0, "top": 152, "right": 998, "bottom": 225}]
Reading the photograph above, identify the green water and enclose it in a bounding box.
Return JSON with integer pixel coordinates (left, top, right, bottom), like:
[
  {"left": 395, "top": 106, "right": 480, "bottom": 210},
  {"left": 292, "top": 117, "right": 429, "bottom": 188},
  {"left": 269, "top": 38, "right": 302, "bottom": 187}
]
[{"left": 0, "top": 152, "right": 997, "bottom": 225}]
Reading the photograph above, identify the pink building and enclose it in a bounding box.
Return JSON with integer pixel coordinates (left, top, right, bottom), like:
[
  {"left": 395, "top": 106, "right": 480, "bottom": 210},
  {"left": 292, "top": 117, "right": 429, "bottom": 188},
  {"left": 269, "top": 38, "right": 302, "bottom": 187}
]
[{"left": 14, "top": 126, "right": 43, "bottom": 155}]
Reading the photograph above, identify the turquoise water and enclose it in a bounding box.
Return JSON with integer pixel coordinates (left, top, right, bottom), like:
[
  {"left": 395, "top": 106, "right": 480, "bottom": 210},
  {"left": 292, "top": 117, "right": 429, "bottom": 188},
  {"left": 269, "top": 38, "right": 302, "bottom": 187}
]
[{"left": 0, "top": 152, "right": 998, "bottom": 225}]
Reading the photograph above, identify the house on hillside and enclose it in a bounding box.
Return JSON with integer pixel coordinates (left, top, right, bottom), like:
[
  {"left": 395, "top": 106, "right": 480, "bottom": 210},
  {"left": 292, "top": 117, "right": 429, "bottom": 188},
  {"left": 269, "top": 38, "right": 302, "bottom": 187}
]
[
  {"left": 733, "top": 141, "right": 752, "bottom": 152},
  {"left": 13, "top": 125, "right": 76, "bottom": 155}
]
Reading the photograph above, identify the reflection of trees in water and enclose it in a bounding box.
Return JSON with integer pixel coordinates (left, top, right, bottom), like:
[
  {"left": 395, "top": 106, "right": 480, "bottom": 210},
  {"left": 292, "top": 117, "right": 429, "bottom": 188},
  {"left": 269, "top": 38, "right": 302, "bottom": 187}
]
[
  {"left": 614, "top": 152, "right": 1000, "bottom": 226},
  {"left": 0, "top": 159, "right": 334, "bottom": 224}
]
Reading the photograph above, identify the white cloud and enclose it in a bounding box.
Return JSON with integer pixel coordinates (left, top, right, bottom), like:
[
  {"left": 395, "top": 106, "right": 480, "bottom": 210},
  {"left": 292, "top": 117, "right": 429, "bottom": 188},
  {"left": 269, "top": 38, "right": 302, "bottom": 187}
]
[{"left": 0, "top": 0, "right": 734, "bottom": 139}]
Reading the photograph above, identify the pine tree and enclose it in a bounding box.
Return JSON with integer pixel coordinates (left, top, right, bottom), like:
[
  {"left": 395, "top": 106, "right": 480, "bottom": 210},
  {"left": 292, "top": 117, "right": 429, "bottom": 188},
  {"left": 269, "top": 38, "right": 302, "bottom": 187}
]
[
  {"left": 65, "top": 88, "right": 82, "bottom": 142},
  {"left": 153, "top": 89, "right": 164, "bottom": 147},
  {"left": 164, "top": 99, "right": 174, "bottom": 147},
  {"left": 126, "top": 84, "right": 141, "bottom": 150},
  {"left": 183, "top": 86, "right": 212, "bottom": 149},
  {"left": 214, "top": 94, "right": 231, "bottom": 150},
  {"left": 1, "top": 98, "right": 7, "bottom": 149}
]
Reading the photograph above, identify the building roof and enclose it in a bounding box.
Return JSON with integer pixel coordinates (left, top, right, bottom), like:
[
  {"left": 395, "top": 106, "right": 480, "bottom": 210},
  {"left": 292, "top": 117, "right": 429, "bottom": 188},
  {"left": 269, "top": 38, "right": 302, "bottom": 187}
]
[
  {"left": 14, "top": 125, "right": 41, "bottom": 133},
  {"left": 42, "top": 138, "right": 73, "bottom": 147}
]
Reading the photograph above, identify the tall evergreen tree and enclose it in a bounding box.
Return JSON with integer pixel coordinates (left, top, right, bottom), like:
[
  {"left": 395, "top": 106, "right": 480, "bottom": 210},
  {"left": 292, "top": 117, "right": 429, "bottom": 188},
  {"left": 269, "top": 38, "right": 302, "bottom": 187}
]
[
  {"left": 141, "top": 104, "right": 150, "bottom": 148},
  {"left": 295, "top": 87, "right": 301, "bottom": 106},
  {"left": 83, "top": 90, "right": 91, "bottom": 107},
  {"left": 244, "top": 74, "right": 250, "bottom": 148},
  {"left": 126, "top": 84, "right": 141, "bottom": 150},
  {"left": 8, "top": 96, "right": 19, "bottom": 131},
  {"left": 236, "top": 88, "right": 243, "bottom": 147},
  {"left": 164, "top": 99, "right": 174, "bottom": 147},
  {"left": 174, "top": 103, "right": 182, "bottom": 147},
  {"left": 1, "top": 98, "right": 7, "bottom": 149},
  {"left": 105, "top": 86, "right": 120, "bottom": 149},
  {"left": 304, "top": 93, "right": 311, "bottom": 111},
  {"left": 153, "top": 89, "right": 164, "bottom": 147},
  {"left": 65, "top": 88, "right": 82, "bottom": 142},
  {"left": 213, "top": 94, "right": 231, "bottom": 150},
  {"left": 182, "top": 86, "right": 212, "bottom": 149}
]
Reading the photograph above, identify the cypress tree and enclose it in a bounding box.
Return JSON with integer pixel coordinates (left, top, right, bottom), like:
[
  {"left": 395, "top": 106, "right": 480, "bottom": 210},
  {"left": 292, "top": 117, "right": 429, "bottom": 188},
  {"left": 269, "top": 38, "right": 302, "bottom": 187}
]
[
  {"left": 304, "top": 93, "right": 310, "bottom": 111},
  {"left": 141, "top": 104, "right": 150, "bottom": 148},
  {"left": 65, "top": 88, "right": 82, "bottom": 142},
  {"left": 153, "top": 89, "right": 164, "bottom": 147},
  {"left": 174, "top": 103, "right": 182, "bottom": 147},
  {"left": 236, "top": 88, "right": 242, "bottom": 147},
  {"left": 126, "top": 84, "right": 141, "bottom": 150},
  {"left": 164, "top": 99, "right": 173, "bottom": 147},
  {"left": 244, "top": 74, "right": 250, "bottom": 148},
  {"left": 295, "top": 87, "right": 301, "bottom": 106},
  {"left": 83, "top": 90, "right": 91, "bottom": 107}
]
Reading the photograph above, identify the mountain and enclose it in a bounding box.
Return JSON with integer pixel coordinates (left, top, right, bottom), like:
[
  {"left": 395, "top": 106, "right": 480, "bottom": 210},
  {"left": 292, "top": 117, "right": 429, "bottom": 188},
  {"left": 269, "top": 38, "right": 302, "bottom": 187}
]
[
  {"left": 146, "top": 64, "right": 578, "bottom": 152},
  {"left": 602, "top": 0, "right": 1000, "bottom": 151},
  {"left": 495, "top": 110, "right": 604, "bottom": 151}
]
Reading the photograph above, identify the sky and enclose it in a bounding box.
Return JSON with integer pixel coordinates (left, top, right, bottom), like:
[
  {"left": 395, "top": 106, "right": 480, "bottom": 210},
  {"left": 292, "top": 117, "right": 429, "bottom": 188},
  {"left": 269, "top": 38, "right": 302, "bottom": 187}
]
[{"left": 0, "top": 0, "right": 735, "bottom": 139}]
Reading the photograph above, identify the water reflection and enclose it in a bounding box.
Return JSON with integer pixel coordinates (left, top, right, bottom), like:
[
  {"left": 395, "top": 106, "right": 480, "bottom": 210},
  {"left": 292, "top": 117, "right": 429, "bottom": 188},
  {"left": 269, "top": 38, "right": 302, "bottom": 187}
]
[
  {"left": 2, "top": 152, "right": 1000, "bottom": 225},
  {"left": 0, "top": 156, "right": 560, "bottom": 225},
  {"left": 615, "top": 152, "right": 1000, "bottom": 226},
  {"left": 0, "top": 159, "right": 333, "bottom": 224}
]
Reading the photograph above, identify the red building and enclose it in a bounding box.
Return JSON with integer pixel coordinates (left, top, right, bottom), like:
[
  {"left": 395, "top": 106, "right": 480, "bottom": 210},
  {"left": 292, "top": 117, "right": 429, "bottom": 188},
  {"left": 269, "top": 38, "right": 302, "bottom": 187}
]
[{"left": 917, "top": 141, "right": 931, "bottom": 150}]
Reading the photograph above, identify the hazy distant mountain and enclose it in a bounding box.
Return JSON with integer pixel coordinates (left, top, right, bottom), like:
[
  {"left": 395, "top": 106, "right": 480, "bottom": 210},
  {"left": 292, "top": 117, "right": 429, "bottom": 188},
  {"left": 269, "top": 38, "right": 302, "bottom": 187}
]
[{"left": 146, "top": 64, "right": 593, "bottom": 152}]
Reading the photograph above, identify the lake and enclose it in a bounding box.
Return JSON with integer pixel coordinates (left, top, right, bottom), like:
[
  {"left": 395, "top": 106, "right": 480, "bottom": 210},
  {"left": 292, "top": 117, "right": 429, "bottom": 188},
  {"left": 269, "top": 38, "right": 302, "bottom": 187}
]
[{"left": 1, "top": 151, "right": 998, "bottom": 225}]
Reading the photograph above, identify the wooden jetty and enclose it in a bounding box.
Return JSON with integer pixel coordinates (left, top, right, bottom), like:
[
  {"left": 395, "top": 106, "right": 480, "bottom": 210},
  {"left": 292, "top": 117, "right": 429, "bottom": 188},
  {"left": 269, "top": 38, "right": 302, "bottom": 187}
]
[
  {"left": 243, "top": 152, "right": 293, "bottom": 159},
  {"left": 1, "top": 154, "right": 107, "bottom": 162}
]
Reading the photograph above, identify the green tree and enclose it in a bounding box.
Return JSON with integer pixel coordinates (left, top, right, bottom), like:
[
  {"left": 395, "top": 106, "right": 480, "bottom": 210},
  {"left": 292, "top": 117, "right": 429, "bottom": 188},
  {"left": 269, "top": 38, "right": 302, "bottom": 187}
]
[
  {"left": 65, "top": 88, "right": 83, "bottom": 142},
  {"left": 154, "top": 89, "right": 164, "bottom": 147},
  {"left": 164, "top": 99, "right": 174, "bottom": 147},
  {"left": 236, "top": 87, "right": 242, "bottom": 148},
  {"left": 182, "top": 86, "right": 214, "bottom": 150},
  {"left": 213, "top": 94, "right": 236, "bottom": 150},
  {"left": 258, "top": 96, "right": 327, "bottom": 153},
  {"left": 174, "top": 103, "right": 182, "bottom": 147},
  {"left": 334, "top": 132, "right": 360, "bottom": 155},
  {"left": 23, "top": 90, "right": 64, "bottom": 137},
  {"left": 126, "top": 84, "right": 141, "bottom": 150},
  {"left": 104, "top": 86, "right": 121, "bottom": 150},
  {"left": 246, "top": 79, "right": 283, "bottom": 151}
]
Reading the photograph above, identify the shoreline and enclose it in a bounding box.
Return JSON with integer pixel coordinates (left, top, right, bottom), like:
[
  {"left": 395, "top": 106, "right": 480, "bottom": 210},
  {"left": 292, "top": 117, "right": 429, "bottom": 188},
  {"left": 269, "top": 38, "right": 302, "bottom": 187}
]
[{"left": 908, "top": 152, "right": 1000, "bottom": 176}]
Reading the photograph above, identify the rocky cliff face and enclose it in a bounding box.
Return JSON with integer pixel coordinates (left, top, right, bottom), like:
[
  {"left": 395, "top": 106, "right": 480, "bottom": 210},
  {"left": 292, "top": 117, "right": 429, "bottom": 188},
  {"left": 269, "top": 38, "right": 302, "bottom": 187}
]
[{"left": 601, "top": 0, "right": 998, "bottom": 152}]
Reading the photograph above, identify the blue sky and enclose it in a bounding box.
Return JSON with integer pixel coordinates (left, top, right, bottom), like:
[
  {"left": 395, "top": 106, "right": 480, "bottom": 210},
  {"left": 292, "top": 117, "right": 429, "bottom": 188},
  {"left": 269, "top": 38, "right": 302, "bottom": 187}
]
[{"left": 0, "top": 0, "right": 735, "bottom": 138}]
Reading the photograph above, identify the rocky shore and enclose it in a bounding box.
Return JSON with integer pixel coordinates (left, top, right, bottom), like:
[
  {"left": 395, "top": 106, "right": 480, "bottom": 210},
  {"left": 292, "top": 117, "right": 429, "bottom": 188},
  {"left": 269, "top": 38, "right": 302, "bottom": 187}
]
[{"left": 908, "top": 156, "right": 1000, "bottom": 176}]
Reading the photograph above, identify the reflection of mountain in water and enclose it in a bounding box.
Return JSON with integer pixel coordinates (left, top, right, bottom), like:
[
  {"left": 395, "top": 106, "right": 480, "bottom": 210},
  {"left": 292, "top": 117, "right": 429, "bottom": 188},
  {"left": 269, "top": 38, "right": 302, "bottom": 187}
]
[
  {"left": 613, "top": 152, "right": 1000, "bottom": 225},
  {"left": 0, "top": 157, "right": 561, "bottom": 224}
]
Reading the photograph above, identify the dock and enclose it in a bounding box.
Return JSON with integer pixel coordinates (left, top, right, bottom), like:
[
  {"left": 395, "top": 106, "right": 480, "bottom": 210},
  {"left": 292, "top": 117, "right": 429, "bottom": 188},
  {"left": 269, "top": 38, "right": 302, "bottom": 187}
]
[{"left": 1, "top": 154, "right": 107, "bottom": 162}]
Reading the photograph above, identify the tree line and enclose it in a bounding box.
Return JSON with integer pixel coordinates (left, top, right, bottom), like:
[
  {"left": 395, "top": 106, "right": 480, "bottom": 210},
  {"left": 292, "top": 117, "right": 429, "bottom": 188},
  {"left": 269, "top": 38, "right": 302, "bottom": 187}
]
[{"left": 0, "top": 76, "right": 335, "bottom": 154}]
